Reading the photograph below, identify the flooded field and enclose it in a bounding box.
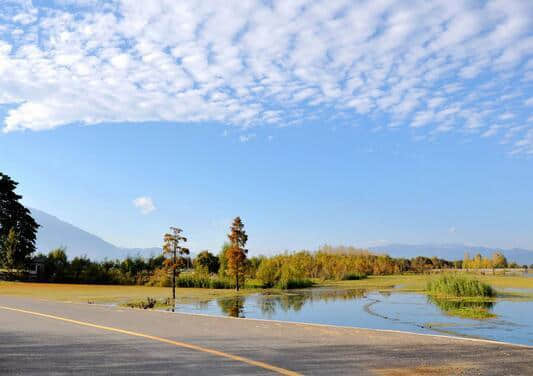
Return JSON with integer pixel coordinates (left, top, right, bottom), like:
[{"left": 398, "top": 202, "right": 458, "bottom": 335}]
[{"left": 172, "top": 287, "right": 533, "bottom": 346}]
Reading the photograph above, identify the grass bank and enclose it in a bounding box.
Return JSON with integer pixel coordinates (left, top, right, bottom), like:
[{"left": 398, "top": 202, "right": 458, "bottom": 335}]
[
  {"left": 0, "top": 281, "right": 255, "bottom": 304},
  {"left": 1, "top": 274, "right": 531, "bottom": 308}
]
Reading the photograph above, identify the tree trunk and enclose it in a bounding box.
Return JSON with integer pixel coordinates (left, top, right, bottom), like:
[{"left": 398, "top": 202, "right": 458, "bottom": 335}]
[
  {"left": 235, "top": 268, "right": 240, "bottom": 291},
  {"left": 172, "top": 248, "right": 176, "bottom": 300}
]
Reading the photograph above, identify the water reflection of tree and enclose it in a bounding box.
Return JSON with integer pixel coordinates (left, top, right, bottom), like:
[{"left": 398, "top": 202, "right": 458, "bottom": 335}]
[
  {"left": 258, "top": 288, "right": 367, "bottom": 315},
  {"left": 217, "top": 296, "right": 245, "bottom": 317},
  {"left": 278, "top": 294, "right": 307, "bottom": 312},
  {"left": 215, "top": 289, "right": 367, "bottom": 318},
  {"left": 428, "top": 296, "right": 494, "bottom": 312},
  {"left": 259, "top": 296, "right": 277, "bottom": 315},
  {"left": 192, "top": 300, "right": 210, "bottom": 310}
]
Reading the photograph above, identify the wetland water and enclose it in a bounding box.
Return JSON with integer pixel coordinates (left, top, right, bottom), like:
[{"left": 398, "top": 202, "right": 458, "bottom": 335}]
[{"left": 172, "top": 288, "right": 533, "bottom": 346}]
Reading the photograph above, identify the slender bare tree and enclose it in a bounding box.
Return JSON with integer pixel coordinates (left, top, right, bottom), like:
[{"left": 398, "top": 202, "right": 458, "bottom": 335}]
[{"left": 163, "top": 227, "right": 189, "bottom": 300}]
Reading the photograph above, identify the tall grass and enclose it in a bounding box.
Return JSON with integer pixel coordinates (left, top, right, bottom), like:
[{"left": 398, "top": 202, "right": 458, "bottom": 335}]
[
  {"left": 176, "top": 274, "right": 234, "bottom": 289},
  {"left": 427, "top": 274, "right": 494, "bottom": 297},
  {"left": 276, "top": 277, "right": 314, "bottom": 289},
  {"left": 123, "top": 297, "right": 170, "bottom": 309},
  {"left": 342, "top": 272, "right": 367, "bottom": 281}
]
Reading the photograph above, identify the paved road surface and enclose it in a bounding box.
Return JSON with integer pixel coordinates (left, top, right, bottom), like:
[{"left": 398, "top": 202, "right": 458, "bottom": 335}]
[{"left": 0, "top": 296, "right": 531, "bottom": 375}]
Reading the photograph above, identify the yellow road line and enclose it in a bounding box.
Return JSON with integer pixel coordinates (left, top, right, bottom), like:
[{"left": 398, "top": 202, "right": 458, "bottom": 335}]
[{"left": 0, "top": 305, "right": 301, "bottom": 376}]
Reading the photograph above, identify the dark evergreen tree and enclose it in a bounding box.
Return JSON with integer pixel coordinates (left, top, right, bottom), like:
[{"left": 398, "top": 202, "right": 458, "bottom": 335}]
[{"left": 0, "top": 173, "right": 39, "bottom": 269}]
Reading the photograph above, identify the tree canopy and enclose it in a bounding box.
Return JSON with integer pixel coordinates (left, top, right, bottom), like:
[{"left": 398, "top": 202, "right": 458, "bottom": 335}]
[
  {"left": 0, "top": 172, "right": 39, "bottom": 269},
  {"left": 194, "top": 250, "right": 220, "bottom": 274},
  {"left": 226, "top": 217, "right": 248, "bottom": 291}
]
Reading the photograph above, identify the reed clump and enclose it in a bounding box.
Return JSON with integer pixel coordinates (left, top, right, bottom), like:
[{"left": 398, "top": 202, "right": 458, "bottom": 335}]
[
  {"left": 176, "top": 273, "right": 235, "bottom": 289},
  {"left": 342, "top": 272, "right": 367, "bottom": 281},
  {"left": 427, "top": 274, "right": 494, "bottom": 297}
]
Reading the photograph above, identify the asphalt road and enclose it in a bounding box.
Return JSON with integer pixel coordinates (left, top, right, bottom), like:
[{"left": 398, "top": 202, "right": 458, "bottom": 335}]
[{"left": 0, "top": 296, "right": 531, "bottom": 375}]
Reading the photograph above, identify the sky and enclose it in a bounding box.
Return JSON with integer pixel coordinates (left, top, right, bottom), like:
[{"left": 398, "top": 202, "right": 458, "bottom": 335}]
[{"left": 0, "top": 0, "right": 532, "bottom": 254}]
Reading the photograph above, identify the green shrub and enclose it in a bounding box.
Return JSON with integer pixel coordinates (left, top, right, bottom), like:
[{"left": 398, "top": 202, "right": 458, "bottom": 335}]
[
  {"left": 145, "top": 268, "right": 171, "bottom": 287},
  {"left": 256, "top": 258, "right": 280, "bottom": 288},
  {"left": 256, "top": 259, "right": 314, "bottom": 289},
  {"left": 124, "top": 297, "right": 156, "bottom": 309},
  {"left": 426, "top": 274, "right": 494, "bottom": 297},
  {"left": 342, "top": 272, "right": 367, "bottom": 281}
]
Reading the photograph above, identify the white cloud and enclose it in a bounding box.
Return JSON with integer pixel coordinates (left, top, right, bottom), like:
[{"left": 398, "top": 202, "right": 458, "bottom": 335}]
[
  {"left": 482, "top": 124, "right": 504, "bottom": 138},
  {"left": 239, "top": 133, "right": 255, "bottom": 143},
  {"left": 133, "top": 196, "right": 156, "bottom": 215},
  {"left": 499, "top": 112, "right": 515, "bottom": 121},
  {"left": 0, "top": 0, "right": 531, "bottom": 154}
]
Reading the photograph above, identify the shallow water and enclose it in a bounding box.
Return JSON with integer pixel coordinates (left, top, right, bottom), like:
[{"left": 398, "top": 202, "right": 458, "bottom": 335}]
[{"left": 172, "top": 288, "right": 533, "bottom": 346}]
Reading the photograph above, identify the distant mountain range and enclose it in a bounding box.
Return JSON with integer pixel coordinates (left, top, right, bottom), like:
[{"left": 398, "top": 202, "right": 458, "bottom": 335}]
[
  {"left": 31, "top": 209, "right": 160, "bottom": 260},
  {"left": 370, "top": 243, "right": 533, "bottom": 266},
  {"left": 31, "top": 208, "right": 533, "bottom": 265}
]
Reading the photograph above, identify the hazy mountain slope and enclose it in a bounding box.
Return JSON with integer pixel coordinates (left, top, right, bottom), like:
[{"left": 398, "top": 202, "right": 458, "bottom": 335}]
[
  {"left": 30, "top": 208, "right": 533, "bottom": 264},
  {"left": 31, "top": 209, "right": 159, "bottom": 260},
  {"left": 370, "top": 243, "right": 533, "bottom": 265}
]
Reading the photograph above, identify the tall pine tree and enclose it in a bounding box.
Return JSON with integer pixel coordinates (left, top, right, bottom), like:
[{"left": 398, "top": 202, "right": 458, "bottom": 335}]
[
  {"left": 0, "top": 173, "right": 39, "bottom": 270},
  {"left": 227, "top": 217, "right": 248, "bottom": 291}
]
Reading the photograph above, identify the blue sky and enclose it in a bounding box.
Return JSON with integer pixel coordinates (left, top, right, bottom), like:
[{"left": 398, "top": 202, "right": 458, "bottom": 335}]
[{"left": 0, "top": 0, "right": 532, "bottom": 254}]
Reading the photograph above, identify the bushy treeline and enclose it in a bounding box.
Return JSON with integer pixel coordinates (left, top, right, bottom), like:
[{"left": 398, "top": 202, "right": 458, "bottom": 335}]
[
  {"left": 250, "top": 246, "right": 455, "bottom": 287},
  {"left": 463, "top": 252, "right": 516, "bottom": 269},
  {"left": 24, "top": 244, "right": 526, "bottom": 289},
  {"left": 33, "top": 248, "right": 176, "bottom": 285}
]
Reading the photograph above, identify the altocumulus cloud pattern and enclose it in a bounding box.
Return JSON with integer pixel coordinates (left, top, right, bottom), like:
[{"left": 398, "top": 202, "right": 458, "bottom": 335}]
[{"left": 0, "top": 0, "right": 532, "bottom": 154}]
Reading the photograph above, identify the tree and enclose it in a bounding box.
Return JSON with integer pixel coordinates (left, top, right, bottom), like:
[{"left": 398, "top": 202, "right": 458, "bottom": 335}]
[
  {"left": 463, "top": 253, "right": 471, "bottom": 269},
  {"left": 194, "top": 250, "right": 219, "bottom": 274},
  {"left": 218, "top": 242, "right": 230, "bottom": 278},
  {"left": 0, "top": 173, "right": 39, "bottom": 269},
  {"left": 491, "top": 252, "right": 508, "bottom": 268},
  {"left": 162, "top": 227, "right": 189, "bottom": 300},
  {"left": 0, "top": 228, "right": 18, "bottom": 277},
  {"left": 46, "top": 247, "right": 68, "bottom": 282},
  {"left": 226, "top": 217, "right": 248, "bottom": 291}
]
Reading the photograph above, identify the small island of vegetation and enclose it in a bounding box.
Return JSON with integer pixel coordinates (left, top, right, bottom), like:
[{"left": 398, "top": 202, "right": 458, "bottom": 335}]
[{"left": 426, "top": 274, "right": 496, "bottom": 319}]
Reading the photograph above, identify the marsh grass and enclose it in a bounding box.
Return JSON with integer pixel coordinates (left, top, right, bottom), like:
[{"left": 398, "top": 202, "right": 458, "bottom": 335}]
[
  {"left": 2, "top": 274, "right": 530, "bottom": 308},
  {"left": 176, "top": 274, "right": 234, "bottom": 289},
  {"left": 447, "top": 307, "right": 496, "bottom": 319},
  {"left": 427, "top": 274, "right": 495, "bottom": 298},
  {"left": 427, "top": 295, "right": 496, "bottom": 319},
  {"left": 122, "top": 297, "right": 171, "bottom": 309},
  {"left": 276, "top": 277, "right": 314, "bottom": 289},
  {"left": 342, "top": 272, "right": 367, "bottom": 281},
  {"left": 426, "top": 275, "right": 496, "bottom": 319}
]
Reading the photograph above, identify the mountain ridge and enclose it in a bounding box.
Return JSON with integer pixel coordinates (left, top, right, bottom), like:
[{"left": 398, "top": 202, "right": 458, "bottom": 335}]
[
  {"left": 31, "top": 208, "right": 533, "bottom": 264},
  {"left": 31, "top": 208, "right": 160, "bottom": 260},
  {"left": 370, "top": 243, "right": 533, "bottom": 265}
]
